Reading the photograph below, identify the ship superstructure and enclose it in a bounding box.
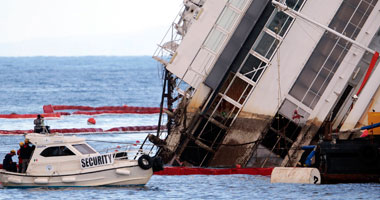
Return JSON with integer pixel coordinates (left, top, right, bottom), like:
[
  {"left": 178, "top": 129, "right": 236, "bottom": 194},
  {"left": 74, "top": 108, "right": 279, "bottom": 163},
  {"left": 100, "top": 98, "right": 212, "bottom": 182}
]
[{"left": 153, "top": 0, "right": 380, "bottom": 169}]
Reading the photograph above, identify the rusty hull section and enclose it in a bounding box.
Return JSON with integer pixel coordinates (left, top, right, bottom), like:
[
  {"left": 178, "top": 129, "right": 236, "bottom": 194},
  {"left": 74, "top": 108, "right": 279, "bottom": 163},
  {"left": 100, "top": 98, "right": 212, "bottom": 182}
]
[
  {"left": 157, "top": 94, "right": 324, "bottom": 168},
  {"left": 209, "top": 112, "right": 271, "bottom": 167}
]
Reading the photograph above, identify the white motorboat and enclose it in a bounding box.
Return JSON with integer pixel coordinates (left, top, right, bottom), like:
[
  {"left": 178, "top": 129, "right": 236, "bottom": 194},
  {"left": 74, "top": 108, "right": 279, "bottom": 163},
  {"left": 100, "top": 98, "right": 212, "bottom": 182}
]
[{"left": 0, "top": 133, "right": 162, "bottom": 188}]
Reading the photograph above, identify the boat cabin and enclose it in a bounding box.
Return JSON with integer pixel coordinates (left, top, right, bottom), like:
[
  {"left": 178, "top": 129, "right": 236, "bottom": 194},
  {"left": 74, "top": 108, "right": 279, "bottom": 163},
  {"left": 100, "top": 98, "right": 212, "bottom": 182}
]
[{"left": 26, "top": 133, "right": 109, "bottom": 175}]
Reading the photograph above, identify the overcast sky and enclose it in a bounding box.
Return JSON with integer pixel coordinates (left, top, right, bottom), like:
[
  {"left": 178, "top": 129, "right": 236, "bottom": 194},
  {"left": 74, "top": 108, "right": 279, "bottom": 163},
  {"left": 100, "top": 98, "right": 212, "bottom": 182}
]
[{"left": 0, "top": 0, "right": 183, "bottom": 56}]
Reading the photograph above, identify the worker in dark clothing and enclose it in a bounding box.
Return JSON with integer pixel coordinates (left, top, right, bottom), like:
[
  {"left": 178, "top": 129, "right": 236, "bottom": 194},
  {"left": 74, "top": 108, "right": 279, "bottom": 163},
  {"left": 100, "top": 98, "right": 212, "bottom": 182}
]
[
  {"left": 19, "top": 139, "right": 35, "bottom": 173},
  {"left": 19, "top": 142, "right": 28, "bottom": 173},
  {"left": 17, "top": 142, "right": 24, "bottom": 173},
  {"left": 2, "top": 150, "right": 17, "bottom": 172}
]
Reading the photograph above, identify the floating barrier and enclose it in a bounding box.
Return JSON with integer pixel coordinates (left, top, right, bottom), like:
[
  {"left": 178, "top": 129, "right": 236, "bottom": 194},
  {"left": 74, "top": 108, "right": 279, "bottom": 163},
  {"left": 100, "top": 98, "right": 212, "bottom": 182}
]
[
  {"left": 42, "top": 105, "right": 55, "bottom": 113},
  {"left": 153, "top": 167, "right": 273, "bottom": 176},
  {"left": 1, "top": 105, "right": 163, "bottom": 119},
  {"left": 47, "top": 105, "right": 131, "bottom": 111},
  {"left": 106, "top": 125, "right": 164, "bottom": 132},
  {"left": 0, "top": 165, "right": 273, "bottom": 176},
  {"left": 0, "top": 130, "right": 34, "bottom": 135},
  {"left": 0, "top": 129, "right": 102, "bottom": 135},
  {"left": 72, "top": 109, "right": 160, "bottom": 115},
  {"left": 44, "top": 104, "right": 161, "bottom": 115},
  {"left": 270, "top": 167, "right": 321, "bottom": 184},
  {"left": 50, "top": 128, "right": 104, "bottom": 134},
  {"left": 0, "top": 125, "right": 165, "bottom": 135},
  {"left": 0, "top": 113, "right": 61, "bottom": 119}
]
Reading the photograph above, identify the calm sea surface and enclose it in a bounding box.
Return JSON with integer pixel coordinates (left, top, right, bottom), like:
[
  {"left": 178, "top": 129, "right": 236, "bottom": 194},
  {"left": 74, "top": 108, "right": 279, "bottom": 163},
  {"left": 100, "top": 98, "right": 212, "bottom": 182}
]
[{"left": 0, "top": 57, "right": 379, "bottom": 199}]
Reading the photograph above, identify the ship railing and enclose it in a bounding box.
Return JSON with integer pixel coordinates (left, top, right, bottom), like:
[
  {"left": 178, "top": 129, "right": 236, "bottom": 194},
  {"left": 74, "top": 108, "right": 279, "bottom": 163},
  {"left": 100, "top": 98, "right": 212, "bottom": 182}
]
[{"left": 153, "top": 5, "right": 185, "bottom": 65}]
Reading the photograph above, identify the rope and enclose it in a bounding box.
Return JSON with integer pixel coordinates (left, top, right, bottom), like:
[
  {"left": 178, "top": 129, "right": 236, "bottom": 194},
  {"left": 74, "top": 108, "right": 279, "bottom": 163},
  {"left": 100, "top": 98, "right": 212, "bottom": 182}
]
[{"left": 194, "top": 136, "right": 261, "bottom": 147}]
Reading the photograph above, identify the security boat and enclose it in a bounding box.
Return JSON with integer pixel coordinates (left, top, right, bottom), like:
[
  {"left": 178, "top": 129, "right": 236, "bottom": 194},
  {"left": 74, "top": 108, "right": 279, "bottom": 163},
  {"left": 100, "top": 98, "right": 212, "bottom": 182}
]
[{"left": 0, "top": 133, "right": 162, "bottom": 187}]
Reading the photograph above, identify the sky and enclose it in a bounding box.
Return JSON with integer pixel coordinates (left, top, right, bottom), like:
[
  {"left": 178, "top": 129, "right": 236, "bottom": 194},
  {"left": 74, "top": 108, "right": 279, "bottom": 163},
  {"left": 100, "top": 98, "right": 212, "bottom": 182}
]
[{"left": 0, "top": 0, "right": 183, "bottom": 56}]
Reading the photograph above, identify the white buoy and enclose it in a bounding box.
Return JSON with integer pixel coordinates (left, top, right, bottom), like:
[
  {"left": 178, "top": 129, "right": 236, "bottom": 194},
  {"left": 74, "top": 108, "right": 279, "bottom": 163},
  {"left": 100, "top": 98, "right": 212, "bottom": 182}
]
[{"left": 271, "top": 167, "right": 321, "bottom": 184}]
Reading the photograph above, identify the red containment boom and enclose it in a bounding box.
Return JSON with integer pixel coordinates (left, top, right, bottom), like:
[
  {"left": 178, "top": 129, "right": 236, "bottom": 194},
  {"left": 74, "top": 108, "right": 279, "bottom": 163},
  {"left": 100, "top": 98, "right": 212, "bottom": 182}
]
[
  {"left": 0, "top": 113, "right": 61, "bottom": 119},
  {"left": 44, "top": 104, "right": 162, "bottom": 115},
  {"left": 0, "top": 125, "right": 165, "bottom": 135},
  {"left": 153, "top": 167, "right": 273, "bottom": 176}
]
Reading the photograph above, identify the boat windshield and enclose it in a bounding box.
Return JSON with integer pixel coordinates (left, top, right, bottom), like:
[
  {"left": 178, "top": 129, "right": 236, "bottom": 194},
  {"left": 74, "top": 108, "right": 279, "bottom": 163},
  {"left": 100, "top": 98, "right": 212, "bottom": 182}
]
[
  {"left": 40, "top": 146, "right": 75, "bottom": 157},
  {"left": 72, "top": 144, "right": 96, "bottom": 154}
]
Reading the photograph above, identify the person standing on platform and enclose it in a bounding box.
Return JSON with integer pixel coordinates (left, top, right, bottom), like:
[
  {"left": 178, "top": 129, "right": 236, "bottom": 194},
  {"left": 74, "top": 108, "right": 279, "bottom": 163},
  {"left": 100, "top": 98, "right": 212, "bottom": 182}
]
[{"left": 33, "top": 114, "right": 45, "bottom": 133}]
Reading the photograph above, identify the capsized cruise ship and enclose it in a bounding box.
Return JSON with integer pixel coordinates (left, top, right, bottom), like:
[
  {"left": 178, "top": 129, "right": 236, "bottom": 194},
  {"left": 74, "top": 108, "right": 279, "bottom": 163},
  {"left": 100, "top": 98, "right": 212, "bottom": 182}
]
[{"left": 151, "top": 0, "right": 380, "bottom": 173}]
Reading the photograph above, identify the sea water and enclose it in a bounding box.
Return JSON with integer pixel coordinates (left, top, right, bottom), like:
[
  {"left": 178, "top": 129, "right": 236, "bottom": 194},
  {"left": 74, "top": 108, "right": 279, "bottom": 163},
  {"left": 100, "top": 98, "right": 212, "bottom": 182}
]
[{"left": 0, "top": 56, "right": 379, "bottom": 199}]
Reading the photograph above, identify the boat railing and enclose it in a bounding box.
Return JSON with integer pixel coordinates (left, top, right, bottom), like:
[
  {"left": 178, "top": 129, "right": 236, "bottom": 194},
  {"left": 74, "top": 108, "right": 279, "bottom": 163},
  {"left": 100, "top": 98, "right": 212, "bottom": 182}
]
[{"left": 99, "top": 143, "right": 156, "bottom": 160}]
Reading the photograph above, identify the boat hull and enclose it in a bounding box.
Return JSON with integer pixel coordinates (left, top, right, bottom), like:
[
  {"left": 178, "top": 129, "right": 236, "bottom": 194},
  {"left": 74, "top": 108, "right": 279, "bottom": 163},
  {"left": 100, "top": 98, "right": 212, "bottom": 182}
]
[
  {"left": 321, "top": 174, "right": 380, "bottom": 184},
  {"left": 0, "top": 165, "right": 153, "bottom": 188},
  {"left": 319, "top": 137, "right": 380, "bottom": 183}
]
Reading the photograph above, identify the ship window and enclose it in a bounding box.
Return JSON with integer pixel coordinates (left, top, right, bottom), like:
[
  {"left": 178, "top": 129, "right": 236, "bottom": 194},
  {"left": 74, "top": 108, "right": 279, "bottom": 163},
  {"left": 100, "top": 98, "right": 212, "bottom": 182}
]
[
  {"left": 204, "top": 28, "right": 227, "bottom": 53},
  {"left": 206, "top": 96, "right": 239, "bottom": 127},
  {"left": 225, "top": 77, "right": 252, "bottom": 103},
  {"left": 73, "top": 144, "right": 96, "bottom": 154},
  {"left": 217, "top": 7, "right": 239, "bottom": 32},
  {"left": 260, "top": 113, "right": 302, "bottom": 165},
  {"left": 253, "top": 32, "right": 279, "bottom": 59},
  {"left": 229, "top": 0, "right": 249, "bottom": 10},
  {"left": 289, "top": 0, "right": 376, "bottom": 109},
  {"left": 267, "top": 11, "right": 293, "bottom": 37},
  {"left": 286, "top": 0, "right": 305, "bottom": 11},
  {"left": 40, "top": 146, "right": 75, "bottom": 157},
  {"left": 240, "top": 54, "right": 267, "bottom": 82}
]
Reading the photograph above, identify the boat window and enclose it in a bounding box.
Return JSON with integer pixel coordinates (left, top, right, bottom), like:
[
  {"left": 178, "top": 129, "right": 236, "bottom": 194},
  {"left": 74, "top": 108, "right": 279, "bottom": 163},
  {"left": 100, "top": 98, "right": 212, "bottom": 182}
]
[
  {"left": 72, "top": 144, "right": 96, "bottom": 154},
  {"left": 40, "top": 146, "right": 75, "bottom": 157}
]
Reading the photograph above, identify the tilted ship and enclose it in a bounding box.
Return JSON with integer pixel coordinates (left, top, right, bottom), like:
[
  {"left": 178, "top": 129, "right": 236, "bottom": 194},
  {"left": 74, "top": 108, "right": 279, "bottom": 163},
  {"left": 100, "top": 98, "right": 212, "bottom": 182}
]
[{"left": 150, "top": 0, "right": 380, "bottom": 183}]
